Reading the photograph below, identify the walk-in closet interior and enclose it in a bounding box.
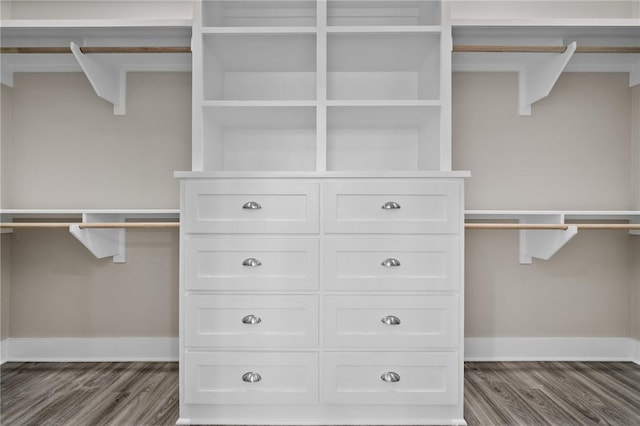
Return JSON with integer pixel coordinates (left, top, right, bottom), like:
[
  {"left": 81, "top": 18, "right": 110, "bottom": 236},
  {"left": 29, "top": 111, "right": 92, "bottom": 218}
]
[{"left": 0, "top": 1, "right": 639, "bottom": 425}]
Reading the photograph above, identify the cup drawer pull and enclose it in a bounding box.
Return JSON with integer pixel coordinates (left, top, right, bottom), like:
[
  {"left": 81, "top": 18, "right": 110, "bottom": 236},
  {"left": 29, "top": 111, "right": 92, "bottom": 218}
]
[
  {"left": 381, "top": 201, "right": 401, "bottom": 210},
  {"left": 241, "top": 314, "right": 262, "bottom": 325},
  {"left": 242, "top": 372, "right": 262, "bottom": 383},
  {"left": 381, "top": 315, "right": 401, "bottom": 325},
  {"left": 380, "top": 372, "right": 400, "bottom": 383},
  {"left": 242, "top": 258, "right": 262, "bottom": 267},
  {"left": 381, "top": 258, "right": 401, "bottom": 267},
  {"left": 242, "top": 201, "right": 262, "bottom": 210}
]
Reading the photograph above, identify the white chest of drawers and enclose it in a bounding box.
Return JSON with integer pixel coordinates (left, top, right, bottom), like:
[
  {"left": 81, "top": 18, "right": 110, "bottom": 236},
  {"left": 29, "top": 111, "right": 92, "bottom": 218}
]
[{"left": 177, "top": 175, "right": 467, "bottom": 425}]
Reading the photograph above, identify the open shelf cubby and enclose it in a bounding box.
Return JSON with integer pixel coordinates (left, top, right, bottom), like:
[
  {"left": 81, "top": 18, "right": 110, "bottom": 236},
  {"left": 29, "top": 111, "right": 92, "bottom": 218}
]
[
  {"left": 327, "top": 0, "right": 441, "bottom": 26},
  {"left": 326, "top": 105, "right": 441, "bottom": 171},
  {"left": 202, "top": 106, "right": 317, "bottom": 171},
  {"left": 202, "top": 0, "right": 318, "bottom": 27},
  {"left": 327, "top": 32, "right": 440, "bottom": 100},
  {"left": 202, "top": 33, "right": 317, "bottom": 101}
]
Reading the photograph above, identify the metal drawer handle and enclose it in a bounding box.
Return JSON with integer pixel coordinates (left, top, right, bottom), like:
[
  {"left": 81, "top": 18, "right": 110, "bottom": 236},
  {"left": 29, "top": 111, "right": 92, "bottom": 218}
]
[
  {"left": 381, "top": 315, "right": 401, "bottom": 325},
  {"left": 381, "top": 258, "right": 401, "bottom": 267},
  {"left": 381, "top": 201, "right": 401, "bottom": 210},
  {"left": 241, "top": 314, "right": 262, "bottom": 325},
  {"left": 242, "top": 372, "right": 262, "bottom": 383},
  {"left": 242, "top": 258, "right": 262, "bottom": 267},
  {"left": 242, "top": 201, "right": 262, "bottom": 210},
  {"left": 381, "top": 372, "right": 400, "bottom": 383}
]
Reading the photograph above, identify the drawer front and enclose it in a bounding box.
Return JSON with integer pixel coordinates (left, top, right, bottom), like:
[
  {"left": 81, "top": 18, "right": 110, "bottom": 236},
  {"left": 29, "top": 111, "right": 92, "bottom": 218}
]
[
  {"left": 324, "top": 352, "right": 458, "bottom": 405},
  {"left": 324, "top": 295, "right": 458, "bottom": 349},
  {"left": 185, "top": 238, "right": 319, "bottom": 291},
  {"left": 324, "top": 237, "right": 459, "bottom": 292},
  {"left": 185, "top": 351, "right": 318, "bottom": 404},
  {"left": 185, "top": 295, "right": 318, "bottom": 348},
  {"left": 324, "top": 180, "right": 461, "bottom": 234},
  {"left": 184, "top": 180, "right": 319, "bottom": 234}
]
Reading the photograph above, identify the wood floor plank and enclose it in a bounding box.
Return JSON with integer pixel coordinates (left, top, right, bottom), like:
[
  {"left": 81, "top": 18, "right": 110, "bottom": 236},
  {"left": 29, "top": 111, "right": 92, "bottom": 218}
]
[{"left": 3, "top": 361, "right": 640, "bottom": 425}]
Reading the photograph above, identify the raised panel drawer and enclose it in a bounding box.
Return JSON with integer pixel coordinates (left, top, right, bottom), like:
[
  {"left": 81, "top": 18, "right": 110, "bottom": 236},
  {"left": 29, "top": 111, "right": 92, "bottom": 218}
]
[
  {"left": 324, "top": 237, "right": 459, "bottom": 291},
  {"left": 184, "top": 180, "right": 319, "bottom": 234},
  {"left": 185, "top": 351, "right": 318, "bottom": 404},
  {"left": 324, "top": 180, "right": 461, "bottom": 234},
  {"left": 324, "top": 295, "right": 458, "bottom": 348},
  {"left": 185, "top": 295, "right": 318, "bottom": 348},
  {"left": 324, "top": 352, "right": 458, "bottom": 405},
  {"left": 185, "top": 238, "right": 319, "bottom": 291}
]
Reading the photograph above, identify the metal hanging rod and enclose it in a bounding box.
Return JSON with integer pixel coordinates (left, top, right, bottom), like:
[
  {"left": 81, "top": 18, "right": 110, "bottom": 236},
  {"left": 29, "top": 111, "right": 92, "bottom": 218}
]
[
  {"left": 454, "top": 45, "right": 640, "bottom": 54},
  {"left": 0, "top": 46, "right": 191, "bottom": 54},
  {"left": 2, "top": 45, "right": 639, "bottom": 55},
  {"left": 0, "top": 222, "right": 179, "bottom": 229},
  {"left": 2, "top": 222, "right": 639, "bottom": 230}
]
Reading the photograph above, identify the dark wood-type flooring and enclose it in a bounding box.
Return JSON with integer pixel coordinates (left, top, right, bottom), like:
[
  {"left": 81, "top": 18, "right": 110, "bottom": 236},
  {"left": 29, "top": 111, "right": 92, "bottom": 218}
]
[{"left": 1, "top": 361, "right": 639, "bottom": 425}]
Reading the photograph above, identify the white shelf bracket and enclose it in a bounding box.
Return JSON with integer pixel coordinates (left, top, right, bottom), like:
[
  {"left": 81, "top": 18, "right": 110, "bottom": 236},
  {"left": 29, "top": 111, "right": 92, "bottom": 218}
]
[
  {"left": 69, "top": 213, "right": 126, "bottom": 263},
  {"left": 1, "top": 63, "right": 15, "bottom": 87},
  {"left": 630, "top": 217, "right": 640, "bottom": 236},
  {"left": 70, "top": 42, "right": 127, "bottom": 115},
  {"left": 518, "top": 41, "right": 577, "bottom": 115},
  {"left": 518, "top": 214, "right": 578, "bottom": 264},
  {"left": 630, "top": 60, "right": 640, "bottom": 87},
  {"left": 0, "top": 213, "right": 13, "bottom": 234}
]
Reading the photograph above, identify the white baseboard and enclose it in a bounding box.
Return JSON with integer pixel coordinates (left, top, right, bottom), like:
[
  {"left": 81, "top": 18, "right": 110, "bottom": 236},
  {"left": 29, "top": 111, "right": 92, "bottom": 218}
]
[
  {"left": 633, "top": 338, "right": 640, "bottom": 366},
  {"left": 6, "top": 337, "right": 178, "bottom": 362},
  {"left": 0, "top": 339, "right": 7, "bottom": 365},
  {"left": 465, "top": 337, "right": 638, "bottom": 362},
  {"left": 2, "top": 336, "right": 639, "bottom": 364}
]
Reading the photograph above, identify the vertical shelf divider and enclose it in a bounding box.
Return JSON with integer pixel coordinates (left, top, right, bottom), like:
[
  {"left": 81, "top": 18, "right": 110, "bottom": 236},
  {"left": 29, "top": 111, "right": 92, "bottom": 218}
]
[{"left": 317, "top": 0, "right": 328, "bottom": 172}]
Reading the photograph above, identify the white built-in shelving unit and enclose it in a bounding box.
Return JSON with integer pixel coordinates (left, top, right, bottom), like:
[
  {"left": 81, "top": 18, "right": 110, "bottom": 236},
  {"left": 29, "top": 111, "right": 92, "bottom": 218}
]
[
  {"left": 191, "top": 0, "right": 453, "bottom": 173},
  {"left": 179, "top": 1, "right": 466, "bottom": 425}
]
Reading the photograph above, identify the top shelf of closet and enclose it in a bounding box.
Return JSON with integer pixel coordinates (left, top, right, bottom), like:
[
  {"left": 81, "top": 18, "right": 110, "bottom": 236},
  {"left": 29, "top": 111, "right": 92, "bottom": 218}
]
[{"left": 200, "top": 0, "right": 442, "bottom": 28}]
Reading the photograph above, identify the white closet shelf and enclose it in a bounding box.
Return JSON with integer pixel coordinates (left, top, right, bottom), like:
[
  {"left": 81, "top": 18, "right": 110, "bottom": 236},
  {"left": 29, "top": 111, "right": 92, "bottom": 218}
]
[
  {"left": 202, "top": 100, "right": 317, "bottom": 107},
  {"left": 0, "top": 209, "right": 180, "bottom": 263},
  {"left": 326, "top": 25, "right": 442, "bottom": 33},
  {"left": 452, "top": 24, "right": 640, "bottom": 115},
  {"left": 326, "top": 100, "right": 441, "bottom": 106},
  {"left": 174, "top": 170, "right": 471, "bottom": 179},
  {"left": 201, "top": 27, "right": 317, "bottom": 34},
  {"left": 1, "top": 19, "right": 192, "bottom": 114},
  {"left": 465, "top": 210, "right": 640, "bottom": 264}
]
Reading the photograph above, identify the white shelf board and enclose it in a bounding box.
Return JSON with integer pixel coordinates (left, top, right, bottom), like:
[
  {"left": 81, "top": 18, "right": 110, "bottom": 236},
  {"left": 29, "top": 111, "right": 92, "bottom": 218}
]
[
  {"left": 174, "top": 170, "right": 471, "bottom": 179},
  {"left": 0, "top": 19, "right": 192, "bottom": 29},
  {"left": 326, "top": 100, "right": 441, "bottom": 107},
  {"left": 451, "top": 19, "right": 640, "bottom": 28},
  {"left": 466, "top": 210, "right": 640, "bottom": 221},
  {"left": 326, "top": 25, "right": 442, "bottom": 33},
  {"left": 0, "top": 209, "right": 179, "bottom": 219},
  {"left": 202, "top": 100, "right": 317, "bottom": 107},
  {"left": 200, "top": 26, "right": 317, "bottom": 34}
]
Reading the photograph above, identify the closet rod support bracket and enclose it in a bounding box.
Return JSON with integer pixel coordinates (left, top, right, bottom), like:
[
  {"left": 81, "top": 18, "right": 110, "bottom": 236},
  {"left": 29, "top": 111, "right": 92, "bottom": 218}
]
[
  {"left": 518, "top": 214, "right": 578, "bottom": 264},
  {"left": 69, "top": 213, "right": 126, "bottom": 263}
]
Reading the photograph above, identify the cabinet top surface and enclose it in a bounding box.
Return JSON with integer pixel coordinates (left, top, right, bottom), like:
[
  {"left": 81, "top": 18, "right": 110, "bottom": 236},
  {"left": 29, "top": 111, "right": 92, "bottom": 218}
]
[{"left": 175, "top": 171, "right": 471, "bottom": 179}]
